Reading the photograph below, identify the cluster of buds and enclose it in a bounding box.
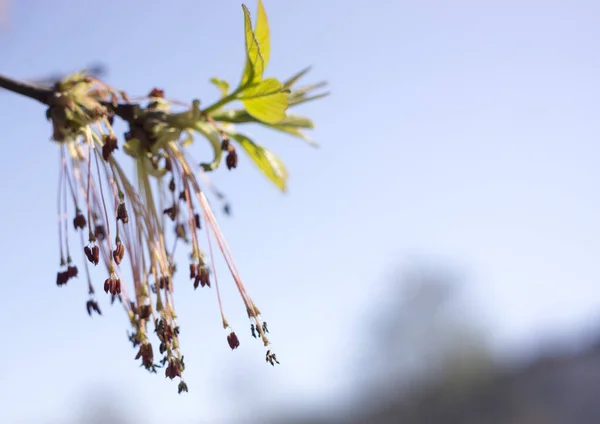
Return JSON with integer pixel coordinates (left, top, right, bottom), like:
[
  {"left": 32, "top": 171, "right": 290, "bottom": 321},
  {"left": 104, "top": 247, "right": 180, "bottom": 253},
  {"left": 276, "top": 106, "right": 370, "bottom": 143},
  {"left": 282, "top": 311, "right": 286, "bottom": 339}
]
[
  {"left": 56, "top": 263, "right": 78, "bottom": 286},
  {"left": 47, "top": 71, "right": 279, "bottom": 393},
  {"left": 190, "top": 261, "right": 210, "bottom": 289}
]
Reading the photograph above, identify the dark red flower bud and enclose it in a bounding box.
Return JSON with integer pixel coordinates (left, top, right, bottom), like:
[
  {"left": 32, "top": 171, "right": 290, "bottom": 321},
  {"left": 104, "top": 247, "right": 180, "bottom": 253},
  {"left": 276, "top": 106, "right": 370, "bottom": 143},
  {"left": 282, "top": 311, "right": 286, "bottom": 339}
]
[
  {"left": 84, "top": 246, "right": 93, "bottom": 263},
  {"left": 113, "top": 243, "right": 125, "bottom": 265},
  {"left": 139, "top": 305, "right": 151, "bottom": 320},
  {"left": 56, "top": 271, "right": 69, "bottom": 286},
  {"left": 226, "top": 150, "right": 238, "bottom": 170},
  {"left": 73, "top": 212, "right": 87, "bottom": 230},
  {"left": 117, "top": 203, "right": 129, "bottom": 224},
  {"left": 158, "top": 276, "right": 171, "bottom": 290},
  {"left": 189, "top": 263, "right": 196, "bottom": 280},
  {"left": 148, "top": 88, "right": 165, "bottom": 98},
  {"left": 101, "top": 134, "right": 119, "bottom": 161},
  {"left": 194, "top": 213, "right": 201, "bottom": 229},
  {"left": 165, "top": 358, "right": 182, "bottom": 379},
  {"left": 199, "top": 267, "right": 210, "bottom": 288},
  {"left": 135, "top": 342, "right": 154, "bottom": 371},
  {"left": 221, "top": 138, "right": 230, "bottom": 151},
  {"left": 168, "top": 178, "right": 176, "bottom": 192},
  {"left": 227, "top": 332, "right": 240, "bottom": 350},
  {"left": 67, "top": 265, "right": 78, "bottom": 279},
  {"left": 104, "top": 278, "right": 110, "bottom": 293},
  {"left": 92, "top": 245, "right": 100, "bottom": 265}
]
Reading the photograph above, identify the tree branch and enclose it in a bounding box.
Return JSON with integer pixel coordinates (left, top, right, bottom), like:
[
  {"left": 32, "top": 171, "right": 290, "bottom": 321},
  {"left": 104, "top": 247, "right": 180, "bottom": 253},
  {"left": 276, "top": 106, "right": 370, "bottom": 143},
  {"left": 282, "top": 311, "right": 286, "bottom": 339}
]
[
  {"left": 0, "top": 73, "right": 52, "bottom": 104},
  {"left": 0, "top": 73, "right": 142, "bottom": 124}
]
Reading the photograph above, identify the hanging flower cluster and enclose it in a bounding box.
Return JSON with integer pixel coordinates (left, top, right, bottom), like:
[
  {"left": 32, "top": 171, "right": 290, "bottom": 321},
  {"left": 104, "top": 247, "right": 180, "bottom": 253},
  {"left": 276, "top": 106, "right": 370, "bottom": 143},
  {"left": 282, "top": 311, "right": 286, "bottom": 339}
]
[{"left": 1, "top": 0, "right": 327, "bottom": 393}]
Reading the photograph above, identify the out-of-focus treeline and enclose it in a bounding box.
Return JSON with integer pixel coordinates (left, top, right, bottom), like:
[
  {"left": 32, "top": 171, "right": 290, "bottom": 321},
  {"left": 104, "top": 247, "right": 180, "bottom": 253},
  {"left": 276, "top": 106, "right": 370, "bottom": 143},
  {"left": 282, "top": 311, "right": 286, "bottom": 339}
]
[{"left": 61, "top": 263, "right": 600, "bottom": 424}]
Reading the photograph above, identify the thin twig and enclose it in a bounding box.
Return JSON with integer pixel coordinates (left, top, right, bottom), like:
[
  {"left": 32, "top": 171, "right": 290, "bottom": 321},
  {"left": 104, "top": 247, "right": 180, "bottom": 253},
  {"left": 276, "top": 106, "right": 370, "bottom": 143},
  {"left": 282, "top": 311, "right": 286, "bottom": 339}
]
[
  {"left": 0, "top": 73, "right": 52, "bottom": 104},
  {"left": 0, "top": 73, "right": 140, "bottom": 124}
]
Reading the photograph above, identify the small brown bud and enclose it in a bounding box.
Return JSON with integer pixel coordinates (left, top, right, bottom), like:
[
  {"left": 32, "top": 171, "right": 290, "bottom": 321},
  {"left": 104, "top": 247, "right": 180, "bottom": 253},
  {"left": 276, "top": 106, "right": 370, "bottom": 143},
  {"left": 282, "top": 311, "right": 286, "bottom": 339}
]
[
  {"left": 73, "top": 212, "right": 87, "bottom": 230},
  {"left": 163, "top": 205, "right": 177, "bottom": 221},
  {"left": 135, "top": 342, "right": 154, "bottom": 371},
  {"left": 226, "top": 150, "right": 238, "bottom": 170},
  {"left": 113, "top": 243, "right": 125, "bottom": 265},
  {"left": 168, "top": 178, "right": 176, "bottom": 192},
  {"left": 175, "top": 223, "right": 187, "bottom": 241},
  {"left": 266, "top": 350, "right": 280, "bottom": 366},
  {"left": 84, "top": 246, "right": 95, "bottom": 265},
  {"left": 139, "top": 305, "right": 151, "bottom": 320},
  {"left": 159, "top": 276, "right": 171, "bottom": 290},
  {"left": 67, "top": 265, "right": 78, "bottom": 279},
  {"left": 102, "top": 134, "right": 119, "bottom": 161},
  {"left": 117, "top": 203, "right": 129, "bottom": 224},
  {"left": 227, "top": 332, "right": 240, "bottom": 350},
  {"left": 189, "top": 263, "right": 196, "bottom": 280},
  {"left": 104, "top": 276, "right": 121, "bottom": 295},
  {"left": 92, "top": 245, "right": 100, "bottom": 265},
  {"left": 148, "top": 88, "right": 165, "bottom": 98},
  {"left": 165, "top": 358, "right": 182, "bottom": 379},
  {"left": 199, "top": 267, "right": 210, "bottom": 288},
  {"left": 221, "top": 138, "right": 230, "bottom": 151},
  {"left": 86, "top": 299, "right": 102, "bottom": 316},
  {"left": 56, "top": 271, "right": 69, "bottom": 286},
  {"left": 178, "top": 381, "right": 189, "bottom": 394},
  {"left": 194, "top": 213, "right": 201, "bottom": 229},
  {"left": 94, "top": 225, "right": 106, "bottom": 241}
]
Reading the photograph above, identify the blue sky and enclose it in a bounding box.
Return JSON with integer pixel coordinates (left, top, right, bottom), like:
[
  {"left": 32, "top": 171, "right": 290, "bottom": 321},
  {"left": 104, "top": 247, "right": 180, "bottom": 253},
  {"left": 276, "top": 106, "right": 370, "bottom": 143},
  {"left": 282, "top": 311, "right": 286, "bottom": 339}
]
[{"left": 2, "top": 0, "right": 600, "bottom": 422}]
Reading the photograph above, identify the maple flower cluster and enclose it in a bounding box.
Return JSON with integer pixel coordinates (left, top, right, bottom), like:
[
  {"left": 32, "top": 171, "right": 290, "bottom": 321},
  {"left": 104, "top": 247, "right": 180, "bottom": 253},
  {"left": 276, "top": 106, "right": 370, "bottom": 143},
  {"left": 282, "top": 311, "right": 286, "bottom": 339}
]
[
  {"left": 1, "top": 0, "right": 326, "bottom": 393},
  {"left": 50, "top": 73, "right": 276, "bottom": 393}
]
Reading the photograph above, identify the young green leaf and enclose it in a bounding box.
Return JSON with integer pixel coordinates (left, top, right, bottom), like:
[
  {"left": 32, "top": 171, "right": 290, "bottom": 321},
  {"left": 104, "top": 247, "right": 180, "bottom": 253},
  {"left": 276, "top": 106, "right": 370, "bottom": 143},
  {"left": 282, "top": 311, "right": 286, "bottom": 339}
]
[
  {"left": 287, "top": 82, "right": 330, "bottom": 107},
  {"left": 282, "top": 66, "right": 312, "bottom": 89},
  {"left": 210, "top": 78, "right": 230, "bottom": 98},
  {"left": 267, "top": 124, "right": 317, "bottom": 147},
  {"left": 231, "top": 133, "right": 288, "bottom": 191},
  {"left": 265, "top": 114, "right": 318, "bottom": 146},
  {"left": 239, "top": 78, "right": 288, "bottom": 124},
  {"left": 240, "top": 0, "right": 270, "bottom": 86}
]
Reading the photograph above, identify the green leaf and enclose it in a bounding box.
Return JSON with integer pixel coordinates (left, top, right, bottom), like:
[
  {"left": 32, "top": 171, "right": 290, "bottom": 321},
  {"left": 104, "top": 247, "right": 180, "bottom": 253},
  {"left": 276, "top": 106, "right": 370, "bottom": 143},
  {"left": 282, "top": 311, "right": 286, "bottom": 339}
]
[
  {"left": 288, "top": 91, "right": 331, "bottom": 107},
  {"left": 210, "top": 78, "right": 230, "bottom": 98},
  {"left": 283, "top": 66, "right": 312, "bottom": 89},
  {"left": 231, "top": 133, "right": 288, "bottom": 191},
  {"left": 193, "top": 121, "right": 223, "bottom": 171},
  {"left": 273, "top": 115, "right": 314, "bottom": 129},
  {"left": 239, "top": 78, "right": 288, "bottom": 124},
  {"left": 240, "top": 0, "right": 270, "bottom": 86},
  {"left": 267, "top": 125, "right": 317, "bottom": 147}
]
